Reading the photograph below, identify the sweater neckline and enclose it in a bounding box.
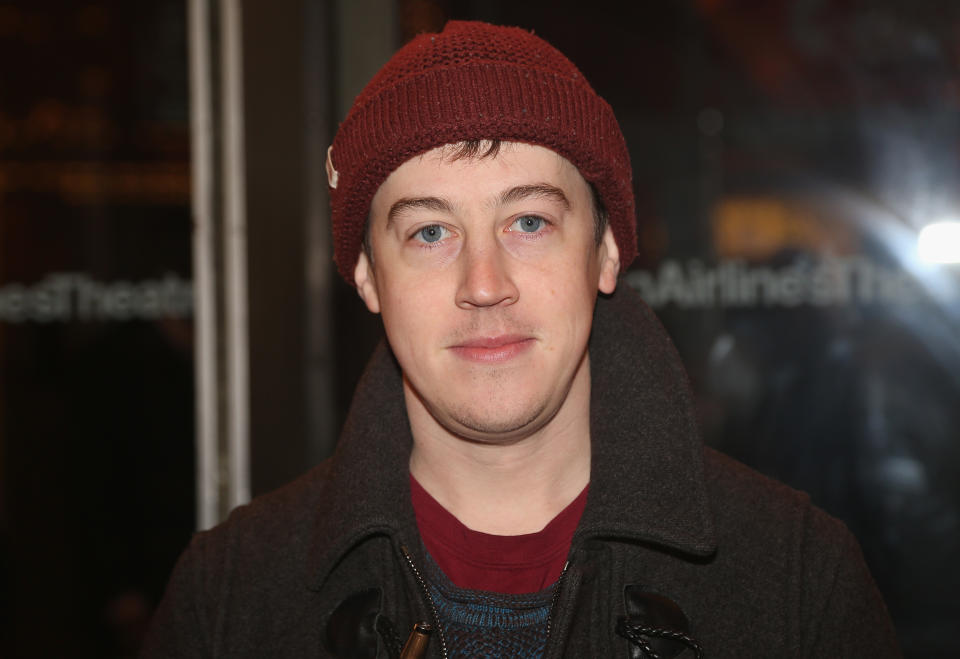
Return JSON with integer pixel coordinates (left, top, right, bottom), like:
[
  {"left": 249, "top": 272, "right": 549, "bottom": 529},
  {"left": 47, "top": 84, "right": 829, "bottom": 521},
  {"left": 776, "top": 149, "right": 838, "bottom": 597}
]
[{"left": 411, "top": 474, "right": 587, "bottom": 592}]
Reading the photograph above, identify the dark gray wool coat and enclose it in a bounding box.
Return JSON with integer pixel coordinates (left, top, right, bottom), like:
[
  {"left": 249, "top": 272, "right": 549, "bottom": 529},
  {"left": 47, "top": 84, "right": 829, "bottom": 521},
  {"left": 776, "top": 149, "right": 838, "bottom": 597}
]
[{"left": 143, "top": 286, "right": 901, "bottom": 658}]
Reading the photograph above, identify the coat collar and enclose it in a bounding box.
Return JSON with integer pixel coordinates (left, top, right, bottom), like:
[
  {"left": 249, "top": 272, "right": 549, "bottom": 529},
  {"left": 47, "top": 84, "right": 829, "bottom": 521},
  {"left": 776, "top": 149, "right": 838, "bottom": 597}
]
[{"left": 307, "top": 285, "right": 716, "bottom": 590}]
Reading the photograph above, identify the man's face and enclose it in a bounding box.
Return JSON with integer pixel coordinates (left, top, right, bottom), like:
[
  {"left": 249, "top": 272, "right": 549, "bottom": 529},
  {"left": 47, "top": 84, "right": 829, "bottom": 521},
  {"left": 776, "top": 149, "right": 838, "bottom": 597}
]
[{"left": 355, "top": 142, "right": 620, "bottom": 443}]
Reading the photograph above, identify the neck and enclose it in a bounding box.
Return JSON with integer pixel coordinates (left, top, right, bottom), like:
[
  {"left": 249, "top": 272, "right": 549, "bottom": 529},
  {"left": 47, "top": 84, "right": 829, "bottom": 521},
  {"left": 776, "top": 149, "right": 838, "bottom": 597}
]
[{"left": 406, "top": 354, "right": 592, "bottom": 536}]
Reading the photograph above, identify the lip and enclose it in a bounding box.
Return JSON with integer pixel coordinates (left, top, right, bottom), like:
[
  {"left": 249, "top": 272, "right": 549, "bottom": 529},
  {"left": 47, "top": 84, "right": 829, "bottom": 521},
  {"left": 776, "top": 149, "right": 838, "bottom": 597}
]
[{"left": 449, "top": 334, "right": 535, "bottom": 364}]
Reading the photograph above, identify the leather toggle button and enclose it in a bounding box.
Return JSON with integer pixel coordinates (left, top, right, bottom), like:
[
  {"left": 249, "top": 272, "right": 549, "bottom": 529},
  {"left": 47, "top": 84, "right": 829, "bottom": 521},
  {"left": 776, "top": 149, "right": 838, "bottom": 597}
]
[
  {"left": 619, "top": 585, "right": 697, "bottom": 659},
  {"left": 325, "top": 588, "right": 384, "bottom": 658}
]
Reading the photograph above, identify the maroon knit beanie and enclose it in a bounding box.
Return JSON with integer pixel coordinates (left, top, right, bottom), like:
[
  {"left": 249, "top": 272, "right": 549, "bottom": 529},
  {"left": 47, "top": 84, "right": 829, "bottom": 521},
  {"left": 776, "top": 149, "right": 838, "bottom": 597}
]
[{"left": 327, "top": 20, "right": 637, "bottom": 285}]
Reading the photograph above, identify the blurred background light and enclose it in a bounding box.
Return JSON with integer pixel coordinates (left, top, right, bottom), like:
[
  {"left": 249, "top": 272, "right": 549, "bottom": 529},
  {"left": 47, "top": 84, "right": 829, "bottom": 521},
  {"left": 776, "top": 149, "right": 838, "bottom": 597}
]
[{"left": 918, "top": 221, "right": 960, "bottom": 263}]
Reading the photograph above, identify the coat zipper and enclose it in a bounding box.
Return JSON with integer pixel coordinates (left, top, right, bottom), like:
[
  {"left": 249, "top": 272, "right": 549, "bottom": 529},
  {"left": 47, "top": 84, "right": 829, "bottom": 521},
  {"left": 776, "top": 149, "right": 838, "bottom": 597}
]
[
  {"left": 399, "top": 544, "right": 449, "bottom": 659},
  {"left": 543, "top": 558, "right": 572, "bottom": 657}
]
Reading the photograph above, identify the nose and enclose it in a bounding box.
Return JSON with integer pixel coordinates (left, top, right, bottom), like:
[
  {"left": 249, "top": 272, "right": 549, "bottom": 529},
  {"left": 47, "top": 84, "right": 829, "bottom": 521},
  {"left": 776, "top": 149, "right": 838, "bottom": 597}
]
[{"left": 455, "top": 238, "right": 519, "bottom": 309}]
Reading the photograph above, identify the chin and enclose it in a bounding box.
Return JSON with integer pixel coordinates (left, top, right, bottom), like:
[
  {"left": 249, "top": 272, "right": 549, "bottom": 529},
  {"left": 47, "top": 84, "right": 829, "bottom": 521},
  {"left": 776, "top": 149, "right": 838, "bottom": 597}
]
[{"left": 443, "top": 397, "right": 553, "bottom": 442}]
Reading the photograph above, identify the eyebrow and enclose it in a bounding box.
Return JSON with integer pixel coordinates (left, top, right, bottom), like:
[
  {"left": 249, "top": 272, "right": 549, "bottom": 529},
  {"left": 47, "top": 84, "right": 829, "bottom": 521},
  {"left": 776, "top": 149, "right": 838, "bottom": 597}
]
[
  {"left": 387, "top": 196, "right": 454, "bottom": 227},
  {"left": 498, "top": 183, "right": 571, "bottom": 210},
  {"left": 385, "top": 183, "right": 571, "bottom": 228}
]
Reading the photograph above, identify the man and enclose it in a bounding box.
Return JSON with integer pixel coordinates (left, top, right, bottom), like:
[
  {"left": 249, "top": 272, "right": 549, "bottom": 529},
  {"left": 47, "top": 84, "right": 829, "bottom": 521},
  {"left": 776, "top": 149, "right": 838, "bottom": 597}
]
[{"left": 144, "top": 21, "right": 900, "bottom": 658}]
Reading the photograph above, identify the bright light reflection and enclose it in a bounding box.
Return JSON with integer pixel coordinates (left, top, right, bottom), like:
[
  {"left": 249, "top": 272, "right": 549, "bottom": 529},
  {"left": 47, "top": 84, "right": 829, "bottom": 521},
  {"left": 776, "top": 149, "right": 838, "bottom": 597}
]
[{"left": 918, "top": 221, "right": 960, "bottom": 263}]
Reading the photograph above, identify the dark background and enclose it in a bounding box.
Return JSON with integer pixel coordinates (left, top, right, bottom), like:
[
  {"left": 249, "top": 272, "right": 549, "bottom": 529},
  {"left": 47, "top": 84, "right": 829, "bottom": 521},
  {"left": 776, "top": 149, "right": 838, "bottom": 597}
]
[{"left": 0, "top": 2, "right": 193, "bottom": 657}]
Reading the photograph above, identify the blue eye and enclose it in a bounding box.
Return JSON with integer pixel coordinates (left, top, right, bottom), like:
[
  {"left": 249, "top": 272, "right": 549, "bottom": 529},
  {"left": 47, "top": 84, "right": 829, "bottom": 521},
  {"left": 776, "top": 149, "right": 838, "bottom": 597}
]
[
  {"left": 416, "top": 225, "right": 447, "bottom": 243},
  {"left": 514, "top": 215, "right": 545, "bottom": 233}
]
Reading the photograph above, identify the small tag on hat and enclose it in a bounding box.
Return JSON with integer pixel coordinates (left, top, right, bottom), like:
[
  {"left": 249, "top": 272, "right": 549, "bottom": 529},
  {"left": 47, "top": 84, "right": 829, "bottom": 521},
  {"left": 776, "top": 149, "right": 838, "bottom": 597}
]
[{"left": 326, "top": 145, "right": 339, "bottom": 189}]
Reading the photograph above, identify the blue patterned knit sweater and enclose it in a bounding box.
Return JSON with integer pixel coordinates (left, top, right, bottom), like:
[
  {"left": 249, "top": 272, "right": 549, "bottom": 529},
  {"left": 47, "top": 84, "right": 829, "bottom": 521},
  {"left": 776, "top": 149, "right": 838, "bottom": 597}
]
[{"left": 424, "top": 555, "right": 556, "bottom": 658}]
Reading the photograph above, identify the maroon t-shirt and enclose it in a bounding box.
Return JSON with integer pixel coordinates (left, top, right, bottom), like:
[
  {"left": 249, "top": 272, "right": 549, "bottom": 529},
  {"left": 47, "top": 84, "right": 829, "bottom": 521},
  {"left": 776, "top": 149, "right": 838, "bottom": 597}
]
[{"left": 410, "top": 475, "right": 588, "bottom": 594}]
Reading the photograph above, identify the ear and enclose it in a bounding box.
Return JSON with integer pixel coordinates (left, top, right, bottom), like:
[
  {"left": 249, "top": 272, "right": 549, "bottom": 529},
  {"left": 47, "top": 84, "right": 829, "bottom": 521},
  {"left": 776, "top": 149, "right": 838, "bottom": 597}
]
[
  {"left": 354, "top": 251, "right": 381, "bottom": 314},
  {"left": 597, "top": 225, "right": 620, "bottom": 294}
]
